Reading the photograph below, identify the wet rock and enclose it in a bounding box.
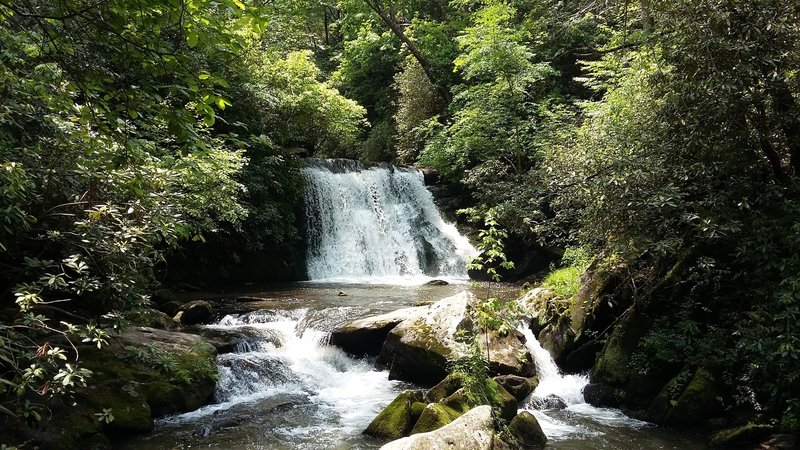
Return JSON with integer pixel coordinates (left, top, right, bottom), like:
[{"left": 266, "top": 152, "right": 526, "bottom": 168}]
[
  {"left": 500, "top": 411, "right": 547, "bottom": 450},
  {"left": 176, "top": 300, "right": 213, "bottom": 325},
  {"left": 380, "top": 405, "right": 496, "bottom": 450},
  {"left": 494, "top": 375, "right": 535, "bottom": 402},
  {"left": 338, "top": 291, "right": 348, "bottom": 296},
  {"left": 425, "top": 279, "right": 449, "bottom": 286},
  {"left": 527, "top": 395, "right": 567, "bottom": 411},
  {"left": 410, "top": 403, "right": 462, "bottom": 434},
  {"left": 583, "top": 382, "right": 624, "bottom": 408},
  {"left": 758, "top": 433, "right": 800, "bottom": 450},
  {"left": 378, "top": 293, "right": 474, "bottom": 384},
  {"left": 708, "top": 424, "right": 774, "bottom": 447},
  {"left": 330, "top": 306, "right": 427, "bottom": 357},
  {"left": 157, "top": 300, "right": 181, "bottom": 318},
  {"left": 364, "top": 390, "right": 426, "bottom": 440}
]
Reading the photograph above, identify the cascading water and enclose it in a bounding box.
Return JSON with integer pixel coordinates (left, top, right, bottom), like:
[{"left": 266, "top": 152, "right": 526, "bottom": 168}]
[
  {"left": 519, "top": 326, "right": 589, "bottom": 407},
  {"left": 302, "top": 159, "right": 476, "bottom": 283},
  {"left": 139, "top": 307, "right": 405, "bottom": 449},
  {"left": 518, "top": 326, "right": 656, "bottom": 443}
]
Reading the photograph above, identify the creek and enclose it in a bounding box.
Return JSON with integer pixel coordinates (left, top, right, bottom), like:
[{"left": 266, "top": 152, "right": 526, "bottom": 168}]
[{"left": 124, "top": 160, "right": 702, "bottom": 448}]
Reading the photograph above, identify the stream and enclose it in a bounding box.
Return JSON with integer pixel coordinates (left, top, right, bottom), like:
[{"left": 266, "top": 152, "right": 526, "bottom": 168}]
[
  {"left": 121, "top": 283, "right": 703, "bottom": 450},
  {"left": 124, "top": 160, "right": 703, "bottom": 448}
]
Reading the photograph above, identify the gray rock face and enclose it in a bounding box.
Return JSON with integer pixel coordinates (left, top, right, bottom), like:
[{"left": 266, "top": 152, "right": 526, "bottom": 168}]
[
  {"left": 379, "top": 405, "right": 496, "bottom": 450},
  {"left": 377, "top": 292, "right": 535, "bottom": 385},
  {"left": 330, "top": 306, "right": 427, "bottom": 357}
]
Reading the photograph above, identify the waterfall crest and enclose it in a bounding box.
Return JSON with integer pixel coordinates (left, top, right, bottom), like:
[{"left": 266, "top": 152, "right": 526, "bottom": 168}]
[{"left": 302, "top": 158, "right": 476, "bottom": 283}]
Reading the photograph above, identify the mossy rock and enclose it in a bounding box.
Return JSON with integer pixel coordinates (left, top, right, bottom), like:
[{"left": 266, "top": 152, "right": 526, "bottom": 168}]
[
  {"left": 501, "top": 411, "right": 547, "bottom": 450},
  {"left": 668, "top": 367, "right": 720, "bottom": 426},
  {"left": 50, "top": 413, "right": 107, "bottom": 450},
  {"left": 410, "top": 403, "right": 462, "bottom": 434},
  {"left": 80, "top": 382, "right": 153, "bottom": 434},
  {"left": 141, "top": 382, "right": 186, "bottom": 417},
  {"left": 364, "top": 390, "right": 425, "bottom": 440},
  {"left": 488, "top": 378, "right": 519, "bottom": 423},
  {"left": 708, "top": 423, "right": 774, "bottom": 447},
  {"left": 425, "top": 373, "right": 463, "bottom": 403},
  {"left": 441, "top": 389, "right": 471, "bottom": 414}
]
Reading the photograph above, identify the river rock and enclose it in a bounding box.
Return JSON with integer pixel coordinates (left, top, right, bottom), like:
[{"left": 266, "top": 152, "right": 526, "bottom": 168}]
[
  {"left": 380, "top": 405, "right": 496, "bottom": 450},
  {"left": 708, "top": 424, "right": 774, "bottom": 447},
  {"left": 330, "top": 306, "right": 427, "bottom": 356},
  {"left": 176, "top": 300, "right": 213, "bottom": 325},
  {"left": 377, "top": 292, "right": 534, "bottom": 385},
  {"left": 364, "top": 390, "right": 426, "bottom": 440},
  {"left": 425, "top": 279, "right": 449, "bottom": 286},
  {"left": 410, "top": 403, "right": 462, "bottom": 434},
  {"left": 527, "top": 394, "right": 567, "bottom": 410},
  {"left": 500, "top": 411, "right": 548, "bottom": 450},
  {"left": 494, "top": 375, "right": 536, "bottom": 402}
]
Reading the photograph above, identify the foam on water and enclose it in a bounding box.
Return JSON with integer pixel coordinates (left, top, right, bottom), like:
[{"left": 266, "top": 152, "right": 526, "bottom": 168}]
[{"left": 302, "top": 158, "right": 476, "bottom": 281}]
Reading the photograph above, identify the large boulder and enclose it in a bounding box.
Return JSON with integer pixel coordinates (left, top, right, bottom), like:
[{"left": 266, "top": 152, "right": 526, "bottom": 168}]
[
  {"left": 500, "top": 411, "right": 547, "bottom": 450},
  {"left": 175, "top": 300, "right": 213, "bottom": 325},
  {"left": 494, "top": 375, "right": 537, "bottom": 402},
  {"left": 708, "top": 424, "right": 774, "bottom": 447},
  {"left": 364, "top": 390, "right": 426, "bottom": 440},
  {"left": 330, "top": 306, "right": 427, "bottom": 357},
  {"left": 378, "top": 292, "right": 534, "bottom": 385},
  {"left": 380, "top": 405, "right": 497, "bottom": 450}
]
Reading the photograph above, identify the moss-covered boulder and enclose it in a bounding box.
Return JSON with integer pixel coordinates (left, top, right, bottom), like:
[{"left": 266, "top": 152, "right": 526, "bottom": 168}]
[
  {"left": 709, "top": 424, "right": 774, "bottom": 447},
  {"left": 410, "top": 403, "right": 462, "bottom": 434},
  {"left": 381, "top": 405, "right": 497, "bottom": 450},
  {"left": 441, "top": 389, "right": 471, "bottom": 414},
  {"left": 425, "top": 373, "right": 463, "bottom": 402},
  {"left": 500, "top": 411, "right": 547, "bottom": 450},
  {"left": 647, "top": 367, "right": 721, "bottom": 427},
  {"left": 488, "top": 378, "right": 519, "bottom": 423},
  {"left": 364, "top": 390, "right": 425, "bottom": 440},
  {"left": 81, "top": 383, "right": 154, "bottom": 434},
  {"left": 668, "top": 367, "right": 721, "bottom": 426}
]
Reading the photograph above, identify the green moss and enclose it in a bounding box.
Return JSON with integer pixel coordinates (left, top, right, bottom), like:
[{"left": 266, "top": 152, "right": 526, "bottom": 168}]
[
  {"left": 442, "top": 389, "right": 471, "bottom": 414},
  {"left": 410, "top": 403, "right": 462, "bottom": 434},
  {"left": 668, "top": 367, "right": 719, "bottom": 426},
  {"left": 53, "top": 414, "right": 103, "bottom": 449},
  {"left": 81, "top": 383, "right": 153, "bottom": 434},
  {"left": 426, "top": 374, "right": 463, "bottom": 402},
  {"left": 542, "top": 266, "right": 583, "bottom": 300},
  {"left": 364, "top": 390, "right": 424, "bottom": 439}
]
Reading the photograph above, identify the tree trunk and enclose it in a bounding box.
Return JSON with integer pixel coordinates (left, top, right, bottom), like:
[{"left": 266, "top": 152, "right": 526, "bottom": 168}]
[{"left": 363, "top": 0, "right": 452, "bottom": 104}]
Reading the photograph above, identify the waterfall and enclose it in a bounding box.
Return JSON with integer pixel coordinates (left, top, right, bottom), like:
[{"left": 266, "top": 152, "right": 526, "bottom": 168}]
[
  {"left": 518, "top": 326, "right": 589, "bottom": 407},
  {"left": 302, "top": 158, "right": 476, "bottom": 283},
  {"left": 157, "top": 308, "right": 403, "bottom": 443}
]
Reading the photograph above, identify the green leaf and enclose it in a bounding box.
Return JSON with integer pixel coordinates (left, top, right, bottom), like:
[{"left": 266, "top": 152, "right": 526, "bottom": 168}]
[{"left": 186, "top": 30, "right": 199, "bottom": 48}]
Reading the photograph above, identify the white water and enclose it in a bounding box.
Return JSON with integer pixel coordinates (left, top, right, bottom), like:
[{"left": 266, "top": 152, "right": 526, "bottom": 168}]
[
  {"left": 157, "top": 309, "right": 402, "bottom": 442},
  {"left": 302, "top": 159, "right": 476, "bottom": 283},
  {"left": 518, "top": 326, "right": 650, "bottom": 441}
]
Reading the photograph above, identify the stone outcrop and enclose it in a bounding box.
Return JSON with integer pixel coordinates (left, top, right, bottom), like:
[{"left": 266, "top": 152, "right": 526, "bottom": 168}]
[
  {"left": 369, "top": 292, "right": 534, "bottom": 385},
  {"left": 329, "top": 306, "right": 427, "bottom": 357}
]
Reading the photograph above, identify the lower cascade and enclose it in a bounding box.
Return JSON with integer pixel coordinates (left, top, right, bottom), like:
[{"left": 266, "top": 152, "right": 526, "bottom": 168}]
[
  {"left": 150, "top": 307, "right": 403, "bottom": 448},
  {"left": 302, "top": 158, "right": 476, "bottom": 282}
]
